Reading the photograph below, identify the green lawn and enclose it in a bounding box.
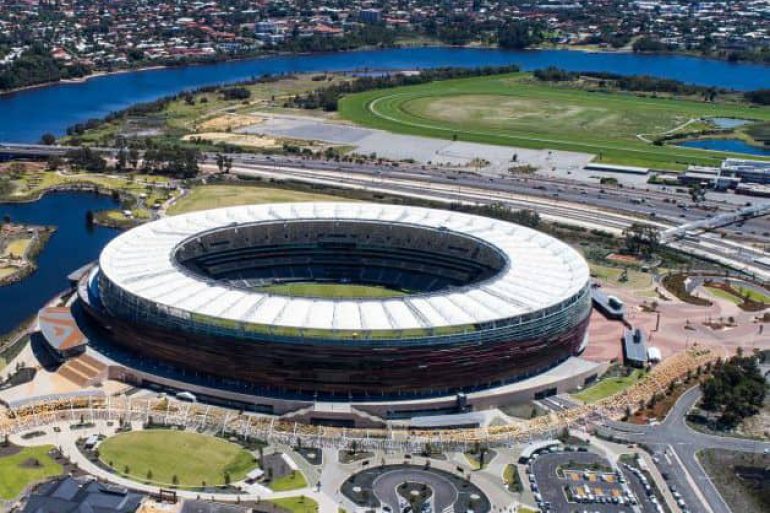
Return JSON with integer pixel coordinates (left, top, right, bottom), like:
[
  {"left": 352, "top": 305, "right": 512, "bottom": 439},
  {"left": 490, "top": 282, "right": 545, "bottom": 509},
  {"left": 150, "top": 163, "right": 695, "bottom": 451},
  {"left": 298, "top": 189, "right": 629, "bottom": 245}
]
[
  {"left": 0, "top": 445, "right": 63, "bottom": 499},
  {"left": 734, "top": 284, "right": 770, "bottom": 303},
  {"left": 168, "top": 185, "right": 348, "bottom": 215},
  {"left": 339, "top": 73, "right": 770, "bottom": 169},
  {"left": 268, "top": 469, "right": 308, "bottom": 491},
  {"left": 268, "top": 496, "right": 318, "bottom": 513},
  {"left": 98, "top": 430, "right": 257, "bottom": 487},
  {"left": 705, "top": 284, "right": 770, "bottom": 304},
  {"left": 573, "top": 369, "right": 645, "bottom": 403},
  {"left": 590, "top": 264, "right": 655, "bottom": 290},
  {"left": 258, "top": 281, "right": 407, "bottom": 298},
  {"left": 704, "top": 286, "right": 743, "bottom": 304},
  {"left": 502, "top": 464, "right": 522, "bottom": 492}
]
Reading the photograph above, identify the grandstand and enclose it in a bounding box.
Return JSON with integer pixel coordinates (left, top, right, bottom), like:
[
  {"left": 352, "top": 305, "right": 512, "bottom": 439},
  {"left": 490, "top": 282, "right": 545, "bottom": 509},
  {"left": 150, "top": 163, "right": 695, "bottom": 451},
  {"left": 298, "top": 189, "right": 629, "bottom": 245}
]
[{"left": 77, "top": 203, "right": 593, "bottom": 404}]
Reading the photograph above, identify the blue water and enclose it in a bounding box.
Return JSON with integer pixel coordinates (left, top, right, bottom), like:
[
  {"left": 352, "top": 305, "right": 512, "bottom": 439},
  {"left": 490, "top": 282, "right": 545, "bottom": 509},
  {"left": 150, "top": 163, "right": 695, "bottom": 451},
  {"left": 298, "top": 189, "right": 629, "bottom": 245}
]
[
  {"left": 0, "top": 193, "right": 119, "bottom": 334},
  {"left": 677, "top": 138, "right": 770, "bottom": 156},
  {"left": 1, "top": 47, "right": 770, "bottom": 143},
  {"left": 708, "top": 117, "right": 751, "bottom": 129}
]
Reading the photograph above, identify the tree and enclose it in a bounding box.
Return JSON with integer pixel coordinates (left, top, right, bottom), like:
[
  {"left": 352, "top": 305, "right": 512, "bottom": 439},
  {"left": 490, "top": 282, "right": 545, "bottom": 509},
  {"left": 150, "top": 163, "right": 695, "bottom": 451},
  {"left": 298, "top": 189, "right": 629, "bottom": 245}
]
[
  {"left": 65, "top": 147, "right": 107, "bottom": 172},
  {"left": 46, "top": 155, "right": 63, "bottom": 171},
  {"left": 116, "top": 148, "right": 128, "bottom": 171},
  {"left": 172, "top": 474, "right": 179, "bottom": 486},
  {"left": 216, "top": 154, "right": 225, "bottom": 173},
  {"left": 689, "top": 183, "right": 706, "bottom": 204},
  {"left": 40, "top": 133, "right": 56, "bottom": 145},
  {"left": 700, "top": 351, "right": 767, "bottom": 429},
  {"left": 623, "top": 223, "right": 660, "bottom": 257},
  {"left": 128, "top": 147, "right": 140, "bottom": 169},
  {"left": 221, "top": 87, "right": 251, "bottom": 101},
  {"left": 745, "top": 89, "right": 770, "bottom": 105},
  {"left": 498, "top": 21, "right": 542, "bottom": 49}
]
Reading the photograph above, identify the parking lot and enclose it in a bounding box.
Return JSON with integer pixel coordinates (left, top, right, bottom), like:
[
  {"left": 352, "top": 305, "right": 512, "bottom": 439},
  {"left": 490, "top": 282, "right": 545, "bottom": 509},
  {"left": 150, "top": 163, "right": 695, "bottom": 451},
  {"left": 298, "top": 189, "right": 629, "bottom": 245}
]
[
  {"left": 621, "top": 459, "right": 674, "bottom": 513},
  {"left": 527, "top": 450, "right": 644, "bottom": 513}
]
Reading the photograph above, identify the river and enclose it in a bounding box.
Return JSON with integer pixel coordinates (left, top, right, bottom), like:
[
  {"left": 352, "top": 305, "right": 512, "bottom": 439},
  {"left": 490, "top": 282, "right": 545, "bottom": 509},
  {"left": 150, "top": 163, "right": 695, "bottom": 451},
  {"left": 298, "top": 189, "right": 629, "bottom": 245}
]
[
  {"left": 1, "top": 46, "right": 770, "bottom": 334},
  {"left": 1, "top": 47, "right": 770, "bottom": 143},
  {"left": 0, "top": 193, "right": 118, "bottom": 335}
]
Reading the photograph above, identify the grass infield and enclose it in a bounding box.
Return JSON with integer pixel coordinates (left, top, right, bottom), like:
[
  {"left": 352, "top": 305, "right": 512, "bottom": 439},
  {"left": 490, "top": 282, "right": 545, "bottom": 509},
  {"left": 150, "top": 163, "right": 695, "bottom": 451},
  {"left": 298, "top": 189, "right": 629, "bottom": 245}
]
[
  {"left": 339, "top": 73, "right": 770, "bottom": 169},
  {"left": 98, "top": 430, "right": 257, "bottom": 487},
  {"left": 257, "top": 281, "right": 407, "bottom": 298}
]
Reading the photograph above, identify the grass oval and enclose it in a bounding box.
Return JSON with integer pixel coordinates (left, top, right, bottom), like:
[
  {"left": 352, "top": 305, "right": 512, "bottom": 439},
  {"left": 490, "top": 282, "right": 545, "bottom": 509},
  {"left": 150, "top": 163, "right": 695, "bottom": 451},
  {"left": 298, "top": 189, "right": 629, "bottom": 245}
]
[{"left": 98, "top": 430, "right": 256, "bottom": 487}]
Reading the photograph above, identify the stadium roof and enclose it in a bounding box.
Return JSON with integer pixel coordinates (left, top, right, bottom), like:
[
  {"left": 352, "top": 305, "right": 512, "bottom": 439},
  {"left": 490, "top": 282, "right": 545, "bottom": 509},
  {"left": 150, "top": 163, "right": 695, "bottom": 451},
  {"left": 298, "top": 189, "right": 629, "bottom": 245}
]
[{"left": 99, "top": 203, "right": 589, "bottom": 332}]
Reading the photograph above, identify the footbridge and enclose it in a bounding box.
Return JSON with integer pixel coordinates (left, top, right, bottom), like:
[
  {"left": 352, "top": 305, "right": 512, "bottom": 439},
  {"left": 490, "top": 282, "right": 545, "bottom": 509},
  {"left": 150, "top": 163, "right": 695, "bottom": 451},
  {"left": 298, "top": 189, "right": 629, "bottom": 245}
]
[{"left": 662, "top": 201, "right": 770, "bottom": 241}]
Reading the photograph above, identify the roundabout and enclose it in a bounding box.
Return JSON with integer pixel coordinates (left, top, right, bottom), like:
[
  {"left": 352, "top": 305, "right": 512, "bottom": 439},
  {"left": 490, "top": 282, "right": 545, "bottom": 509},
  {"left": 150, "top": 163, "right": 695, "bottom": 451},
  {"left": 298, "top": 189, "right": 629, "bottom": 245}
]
[{"left": 341, "top": 464, "right": 490, "bottom": 513}]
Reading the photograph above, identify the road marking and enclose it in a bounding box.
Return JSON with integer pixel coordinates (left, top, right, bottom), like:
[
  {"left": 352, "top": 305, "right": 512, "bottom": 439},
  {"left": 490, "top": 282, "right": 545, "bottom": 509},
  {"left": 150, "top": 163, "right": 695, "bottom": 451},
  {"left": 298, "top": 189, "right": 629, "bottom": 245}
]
[
  {"left": 693, "top": 449, "right": 732, "bottom": 513},
  {"left": 668, "top": 445, "right": 715, "bottom": 513}
]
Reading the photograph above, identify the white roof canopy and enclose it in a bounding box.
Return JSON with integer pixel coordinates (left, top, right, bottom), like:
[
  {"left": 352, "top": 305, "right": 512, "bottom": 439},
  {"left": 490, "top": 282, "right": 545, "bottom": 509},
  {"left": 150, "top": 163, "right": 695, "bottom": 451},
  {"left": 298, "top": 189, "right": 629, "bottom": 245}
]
[{"left": 99, "top": 203, "right": 590, "bottom": 332}]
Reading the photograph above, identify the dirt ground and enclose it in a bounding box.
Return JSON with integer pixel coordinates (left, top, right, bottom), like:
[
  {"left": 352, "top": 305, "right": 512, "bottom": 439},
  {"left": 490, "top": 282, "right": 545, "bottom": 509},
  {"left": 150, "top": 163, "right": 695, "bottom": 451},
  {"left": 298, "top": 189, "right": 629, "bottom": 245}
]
[
  {"left": 196, "top": 114, "right": 263, "bottom": 132},
  {"left": 739, "top": 400, "right": 770, "bottom": 440},
  {"left": 700, "top": 448, "right": 770, "bottom": 513},
  {"left": 182, "top": 132, "right": 280, "bottom": 149}
]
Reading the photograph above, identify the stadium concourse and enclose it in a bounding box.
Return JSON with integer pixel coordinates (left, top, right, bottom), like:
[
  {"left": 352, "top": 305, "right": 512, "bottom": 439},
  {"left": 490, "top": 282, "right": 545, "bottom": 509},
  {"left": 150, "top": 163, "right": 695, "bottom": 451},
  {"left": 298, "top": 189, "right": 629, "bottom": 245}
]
[{"left": 15, "top": 202, "right": 608, "bottom": 426}]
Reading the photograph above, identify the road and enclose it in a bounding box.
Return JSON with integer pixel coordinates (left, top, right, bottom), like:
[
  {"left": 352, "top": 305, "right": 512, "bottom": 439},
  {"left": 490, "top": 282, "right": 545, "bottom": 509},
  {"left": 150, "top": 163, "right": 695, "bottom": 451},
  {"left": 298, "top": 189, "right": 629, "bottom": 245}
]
[{"left": 599, "top": 387, "right": 770, "bottom": 513}]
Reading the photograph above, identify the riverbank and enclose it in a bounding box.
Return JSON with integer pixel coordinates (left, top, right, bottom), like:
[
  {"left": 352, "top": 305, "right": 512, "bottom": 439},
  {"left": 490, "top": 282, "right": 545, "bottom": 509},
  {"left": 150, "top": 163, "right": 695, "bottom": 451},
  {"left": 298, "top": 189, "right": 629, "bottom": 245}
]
[
  {"left": 0, "top": 165, "right": 178, "bottom": 229},
  {"left": 0, "top": 65, "right": 169, "bottom": 99},
  {"left": 2, "top": 43, "right": 769, "bottom": 101},
  {"left": 0, "top": 43, "right": 416, "bottom": 99},
  {"left": 0, "top": 224, "right": 55, "bottom": 287}
]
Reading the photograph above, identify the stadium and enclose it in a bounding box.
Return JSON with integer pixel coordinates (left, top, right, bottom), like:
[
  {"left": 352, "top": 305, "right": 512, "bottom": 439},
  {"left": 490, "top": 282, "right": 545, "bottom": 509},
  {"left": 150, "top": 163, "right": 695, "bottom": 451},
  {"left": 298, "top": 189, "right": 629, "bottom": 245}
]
[{"left": 65, "top": 202, "right": 595, "bottom": 418}]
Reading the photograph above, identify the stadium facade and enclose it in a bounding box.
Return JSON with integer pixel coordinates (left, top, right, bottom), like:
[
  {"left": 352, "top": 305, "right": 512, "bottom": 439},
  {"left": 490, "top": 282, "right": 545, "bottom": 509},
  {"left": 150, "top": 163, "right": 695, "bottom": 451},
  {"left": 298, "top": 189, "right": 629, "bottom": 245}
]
[{"left": 75, "top": 202, "right": 593, "bottom": 407}]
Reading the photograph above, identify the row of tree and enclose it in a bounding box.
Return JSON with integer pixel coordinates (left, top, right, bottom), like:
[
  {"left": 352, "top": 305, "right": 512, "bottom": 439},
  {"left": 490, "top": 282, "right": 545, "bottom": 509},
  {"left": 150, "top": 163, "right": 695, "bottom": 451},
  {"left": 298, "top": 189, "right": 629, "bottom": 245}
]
[
  {"left": 744, "top": 89, "right": 770, "bottom": 106},
  {"left": 64, "top": 144, "right": 200, "bottom": 177},
  {"left": 287, "top": 64, "right": 521, "bottom": 111},
  {"left": 533, "top": 66, "right": 727, "bottom": 100}
]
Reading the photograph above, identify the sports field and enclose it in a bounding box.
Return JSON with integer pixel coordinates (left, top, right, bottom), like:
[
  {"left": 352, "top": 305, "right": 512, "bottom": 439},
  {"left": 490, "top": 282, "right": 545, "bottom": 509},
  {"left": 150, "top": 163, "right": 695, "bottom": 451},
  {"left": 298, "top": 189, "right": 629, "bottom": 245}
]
[
  {"left": 98, "top": 430, "right": 257, "bottom": 487},
  {"left": 168, "top": 185, "right": 349, "bottom": 215},
  {"left": 339, "top": 73, "right": 770, "bottom": 169},
  {"left": 258, "top": 281, "right": 407, "bottom": 298}
]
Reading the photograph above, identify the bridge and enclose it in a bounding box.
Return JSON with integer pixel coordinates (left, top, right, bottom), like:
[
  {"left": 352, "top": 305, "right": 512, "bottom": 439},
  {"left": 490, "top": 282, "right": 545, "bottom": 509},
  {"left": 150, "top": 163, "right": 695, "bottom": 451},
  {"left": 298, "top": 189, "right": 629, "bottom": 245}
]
[
  {"left": 0, "top": 142, "right": 112, "bottom": 161},
  {"left": 662, "top": 202, "right": 770, "bottom": 240}
]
